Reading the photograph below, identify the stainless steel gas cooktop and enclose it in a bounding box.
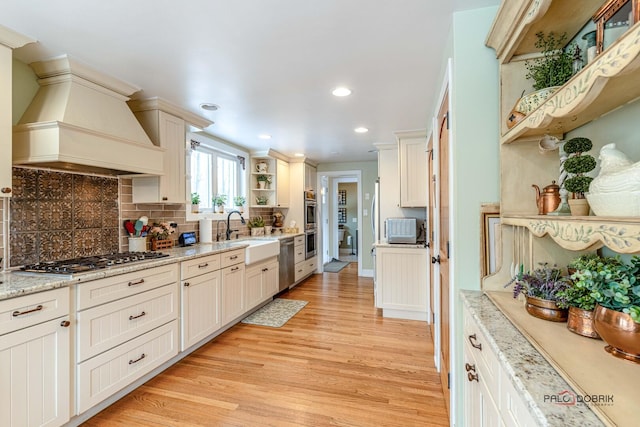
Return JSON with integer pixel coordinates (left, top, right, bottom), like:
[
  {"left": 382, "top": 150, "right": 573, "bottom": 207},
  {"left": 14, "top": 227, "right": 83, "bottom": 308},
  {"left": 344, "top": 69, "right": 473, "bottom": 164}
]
[{"left": 20, "top": 251, "right": 170, "bottom": 275}]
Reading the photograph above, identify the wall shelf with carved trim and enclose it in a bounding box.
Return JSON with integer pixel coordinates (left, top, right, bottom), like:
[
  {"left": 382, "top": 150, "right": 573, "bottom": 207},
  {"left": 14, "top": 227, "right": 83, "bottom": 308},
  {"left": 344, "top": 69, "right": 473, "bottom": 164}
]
[{"left": 502, "top": 215, "right": 640, "bottom": 253}]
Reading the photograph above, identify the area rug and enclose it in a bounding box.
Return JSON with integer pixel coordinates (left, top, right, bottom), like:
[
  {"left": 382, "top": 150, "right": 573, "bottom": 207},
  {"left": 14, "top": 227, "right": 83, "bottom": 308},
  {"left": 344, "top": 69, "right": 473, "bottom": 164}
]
[
  {"left": 241, "top": 298, "right": 308, "bottom": 328},
  {"left": 323, "top": 259, "right": 349, "bottom": 273}
]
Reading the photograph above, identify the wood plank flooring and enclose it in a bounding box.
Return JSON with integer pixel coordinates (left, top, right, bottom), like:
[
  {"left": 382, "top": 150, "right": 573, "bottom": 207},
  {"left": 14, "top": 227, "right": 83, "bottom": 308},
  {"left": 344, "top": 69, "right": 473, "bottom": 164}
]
[{"left": 83, "top": 262, "right": 448, "bottom": 426}]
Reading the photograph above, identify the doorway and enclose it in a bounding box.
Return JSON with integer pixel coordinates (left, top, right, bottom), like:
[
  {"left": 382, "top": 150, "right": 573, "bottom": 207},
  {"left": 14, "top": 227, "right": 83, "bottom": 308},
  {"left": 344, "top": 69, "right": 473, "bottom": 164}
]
[{"left": 318, "top": 171, "right": 363, "bottom": 276}]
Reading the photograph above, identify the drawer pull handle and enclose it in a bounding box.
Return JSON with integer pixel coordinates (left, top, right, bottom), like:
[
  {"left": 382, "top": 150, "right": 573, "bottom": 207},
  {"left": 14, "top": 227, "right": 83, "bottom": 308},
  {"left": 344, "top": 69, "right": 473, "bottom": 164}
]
[
  {"left": 231, "top": 266, "right": 239, "bottom": 271},
  {"left": 129, "top": 353, "right": 146, "bottom": 365},
  {"left": 1, "top": 187, "right": 11, "bottom": 194},
  {"left": 198, "top": 263, "right": 209, "bottom": 268},
  {"left": 230, "top": 255, "right": 238, "bottom": 260},
  {"left": 12, "top": 305, "right": 43, "bottom": 317},
  {"left": 184, "top": 282, "right": 190, "bottom": 287},
  {"left": 60, "top": 320, "right": 71, "bottom": 327},
  {"left": 129, "top": 311, "right": 146, "bottom": 320},
  {"left": 465, "top": 363, "right": 475, "bottom": 372},
  {"left": 467, "top": 372, "right": 479, "bottom": 382},
  {"left": 468, "top": 334, "right": 482, "bottom": 350},
  {"left": 128, "top": 279, "right": 145, "bottom": 287},
  {"left": 262, "top": 268, "right": 269, "bottom": 272}
]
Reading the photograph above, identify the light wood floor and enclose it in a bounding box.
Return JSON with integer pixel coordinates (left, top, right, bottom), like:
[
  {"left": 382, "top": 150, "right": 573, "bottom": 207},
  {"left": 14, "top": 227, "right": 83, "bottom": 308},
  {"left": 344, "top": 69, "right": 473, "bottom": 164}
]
[{"left": 83, "top": 262, "right": 448, "bottom": 426}]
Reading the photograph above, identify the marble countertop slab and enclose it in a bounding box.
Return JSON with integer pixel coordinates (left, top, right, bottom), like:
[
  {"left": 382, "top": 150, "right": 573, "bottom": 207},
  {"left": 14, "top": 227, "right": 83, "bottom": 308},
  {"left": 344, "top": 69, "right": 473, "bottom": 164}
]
[
  {"left": 0, "top": 238, "right": 285, "bottom": 301},
  {"left": 460, "top": 291, "right": 605, "bottom": 427}
]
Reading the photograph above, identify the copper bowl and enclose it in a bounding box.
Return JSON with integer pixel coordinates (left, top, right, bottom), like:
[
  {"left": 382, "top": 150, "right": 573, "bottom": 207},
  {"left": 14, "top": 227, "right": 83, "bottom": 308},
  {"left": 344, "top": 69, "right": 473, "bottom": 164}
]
[
  {"left": 593, "top": 305, "right": 640, "bottom": 364},
  {"left": 525, "top": 296, "right": 568, "bottom": 322},
  {"left": 567, "top": 306, "right": 600, "bottom": 339}
]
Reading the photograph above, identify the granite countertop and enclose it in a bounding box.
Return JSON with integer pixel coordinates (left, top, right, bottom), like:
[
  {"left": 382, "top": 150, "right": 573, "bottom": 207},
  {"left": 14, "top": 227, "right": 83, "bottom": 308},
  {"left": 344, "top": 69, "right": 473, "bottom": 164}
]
[
  {"left": 0, "top": 235, "right": 300, "bottom": 302},
  {"left": 461, "top": 291, "right": 605, "bottom": 427}
]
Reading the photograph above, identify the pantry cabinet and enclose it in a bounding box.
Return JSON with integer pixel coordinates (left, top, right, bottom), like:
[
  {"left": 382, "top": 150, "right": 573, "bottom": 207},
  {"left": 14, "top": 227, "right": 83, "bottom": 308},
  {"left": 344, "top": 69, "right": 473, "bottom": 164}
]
[
  {"left": 396, "top": 130, "right": 427, "bottom": 207},
  {"left": 0, "top": 287, "right": 71, "bottom": 427}
]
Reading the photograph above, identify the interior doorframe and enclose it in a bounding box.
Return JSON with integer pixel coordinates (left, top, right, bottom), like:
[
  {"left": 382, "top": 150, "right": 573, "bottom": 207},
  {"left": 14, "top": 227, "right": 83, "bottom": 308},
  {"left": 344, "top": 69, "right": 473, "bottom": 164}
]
[{"left": 317, "top": 170, "right": 363, "bottom": 276}]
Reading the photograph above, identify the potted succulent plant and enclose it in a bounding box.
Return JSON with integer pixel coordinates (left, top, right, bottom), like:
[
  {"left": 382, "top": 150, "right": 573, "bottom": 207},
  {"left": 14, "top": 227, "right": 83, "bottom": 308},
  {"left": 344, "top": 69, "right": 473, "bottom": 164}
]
[
  {"left": 212, "top": 194, "right": 227, "bottom": 213},
  {"left": 562, "top": 137, "right": 596, "bottom": 216},
  {"left": 233, "top": 196, "right": 246, "bottom": 213},
  {"left": 248, "top": 215, "right": 265, "bottom": 236},
  {"left": 256, "top": 174, "right": 271, "bottom": 189},
  {"left": 506, "top": 262, "right": 571, "bottom": 322},
  {"left": 191, "top": 192, "right": 200, "bottom": 213}
]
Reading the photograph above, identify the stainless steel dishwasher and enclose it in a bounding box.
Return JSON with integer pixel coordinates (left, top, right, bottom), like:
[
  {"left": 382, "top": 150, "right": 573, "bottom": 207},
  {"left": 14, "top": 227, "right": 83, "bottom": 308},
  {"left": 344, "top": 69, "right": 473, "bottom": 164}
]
[{"left": 278, "top": 236, "right": 295, "bottom": 291}]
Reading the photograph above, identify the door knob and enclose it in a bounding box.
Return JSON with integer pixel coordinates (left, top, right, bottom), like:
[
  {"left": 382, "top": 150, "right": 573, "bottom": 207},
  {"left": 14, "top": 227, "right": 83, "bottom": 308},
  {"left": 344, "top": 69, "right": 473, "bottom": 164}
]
[{"left": 431, "top": 255, "right": 440, "bottom": 264}]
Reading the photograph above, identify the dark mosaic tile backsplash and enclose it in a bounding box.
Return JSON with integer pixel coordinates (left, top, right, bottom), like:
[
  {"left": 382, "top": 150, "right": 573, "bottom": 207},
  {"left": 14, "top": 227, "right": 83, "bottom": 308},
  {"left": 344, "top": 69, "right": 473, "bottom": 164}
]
[{"left": 10, "top": 168, "right": 119, "bottom": 266}]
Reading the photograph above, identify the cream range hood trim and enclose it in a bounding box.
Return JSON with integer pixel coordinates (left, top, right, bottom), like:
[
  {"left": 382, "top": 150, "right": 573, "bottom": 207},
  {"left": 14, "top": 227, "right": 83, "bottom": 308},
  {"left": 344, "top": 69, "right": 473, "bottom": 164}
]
[{"left": 13, "top": 56, "right": 164, "bottom": 175}]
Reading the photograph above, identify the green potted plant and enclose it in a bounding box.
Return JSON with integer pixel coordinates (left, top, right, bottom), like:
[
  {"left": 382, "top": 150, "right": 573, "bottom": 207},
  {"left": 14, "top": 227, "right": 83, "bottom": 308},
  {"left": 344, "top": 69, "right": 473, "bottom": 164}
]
[
  {"left": 556, "top": 254, "right": 623, "bottom": 338},
  {"left": 233, "top": 196, "right": 246, "bottom": 213},
  {"left": 576, "top": 255, "right": 640, "bottom": 363},
  {"left": 514, "top": 32, "right": 576, "bottom": 118},
  {"left": 506, "top": 262, "right": 571, "bottom": 322},
  {"left": 212, "top": 194, "right": 227, "bottom": 213},
  {"left": 255, "top": 195, "right": 268, "bottom": 205},
  {"left": 191, "top": 192, "right": 200, "bottom": 213},
  {"left": 563, "top": 137, "right": 596, "bottom": 216},
  {"left": 248, "top": 215, "right": 265, "bottom": 236},
  {"left": 256, "top": 174, "right": 272, "bottom": 189}
]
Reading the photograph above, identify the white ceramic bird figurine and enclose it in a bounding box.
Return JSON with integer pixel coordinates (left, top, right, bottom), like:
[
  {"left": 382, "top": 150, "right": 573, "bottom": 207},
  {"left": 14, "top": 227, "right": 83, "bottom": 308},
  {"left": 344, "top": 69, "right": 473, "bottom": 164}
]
[{"left": 589, "top": 143, "right": 640, "bottom": 194}]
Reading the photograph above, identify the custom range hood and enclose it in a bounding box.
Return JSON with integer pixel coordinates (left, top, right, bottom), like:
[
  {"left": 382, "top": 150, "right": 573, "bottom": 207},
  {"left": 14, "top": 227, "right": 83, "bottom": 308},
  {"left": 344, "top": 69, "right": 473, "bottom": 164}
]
[{"left": 13, "top": 55, "right": 163, "bottom": 175}]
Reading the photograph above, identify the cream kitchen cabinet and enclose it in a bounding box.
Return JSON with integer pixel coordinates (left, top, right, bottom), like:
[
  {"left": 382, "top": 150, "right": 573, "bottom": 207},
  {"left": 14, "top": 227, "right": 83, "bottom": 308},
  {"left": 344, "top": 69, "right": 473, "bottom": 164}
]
[
  {"left": 374, "top": 245, "right": 427, "bottom": 321},
  {"left": 396, "top": 130, "right": 427, "bottom": 208},
  {"left": 221, "top": 249, "right": 246, "bottom": 325},
  {"left": 0, "top": 28, "right": 33, "bottom": 197},
  {"left": 304, "top": 162, "right": 316, "bottom": 192},
  {"left": 180, "top": 254, "right": 222, "bottom": 350},
  {"left": 245, "top": 258, "right": 279, "bottom": 310},
  {"left": 294, "top": 256, "right": 317, "bottom": 284},
  {"left": 75, "top": 263, "right": 179, "bottom": 414},
  {"left": 462, "top": 305, "right": 536, "bottom": 427},
  {"left": 0, "top": 287, "right": 71, "bottom": 427},
  {"left": 250, "top": 150, "right": 289, "bottom": 208}
]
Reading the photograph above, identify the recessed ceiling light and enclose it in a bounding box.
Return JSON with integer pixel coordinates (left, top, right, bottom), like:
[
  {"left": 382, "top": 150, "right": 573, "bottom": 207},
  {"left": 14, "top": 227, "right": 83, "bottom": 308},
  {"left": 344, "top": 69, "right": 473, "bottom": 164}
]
[
  {"left": 294, "top": 153, "right": 305, "bottom": 157},
  {"left": 200, "top": 103, "right": 220, "bottom": 111},
  {"left": 258, "top": 134, "right": 272, "bottom": 140},
  {"left": 354, "top": 127, "right": 369, "bottom": 133},
  {"left": 332, "top": 87, "right": 352, "bottom": 97}
]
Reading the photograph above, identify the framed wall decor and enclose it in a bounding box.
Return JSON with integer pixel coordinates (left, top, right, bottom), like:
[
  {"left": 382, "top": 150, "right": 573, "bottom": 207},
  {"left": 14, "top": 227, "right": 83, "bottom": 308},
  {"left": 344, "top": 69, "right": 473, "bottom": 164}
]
[
  {"left": 480, "top": 203, "right": 500, "bottom": 278},
  {"left": 593, "top": 0, "right": 639, "bottom": 54},
  {"left": 338, "top": 208, "right": 347, "bottom": 223},
  {"left": 338, "top": 189, "right": 346, "bottom": 205}
]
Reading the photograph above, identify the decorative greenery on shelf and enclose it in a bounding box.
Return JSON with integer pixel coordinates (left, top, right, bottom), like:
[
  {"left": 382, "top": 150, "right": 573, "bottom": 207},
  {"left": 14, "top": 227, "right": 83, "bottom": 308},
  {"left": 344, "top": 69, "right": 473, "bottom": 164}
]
[
  {"left": 255, "top": 195, "right": 268, "bottom": 205},
  {"left": 191, "top": 192, "right": 200, "bottom": 205},
  {"left": 256, "top": 174, "right": 272, "bottom": 183},
  {"left": 212, "top": 194, "right": 227, "bottom": 206},
  {"left": 563, "top": 137, "right": 596, "bottom": 199},
  {"left": 233, "top": 196, "right": 246, "bottom": 206},
  {"left": 505, "top": 262, "right": 570, "bottom": 302},
  {"left": 525, "top": 31, "right": 575, "bottom": 91}
]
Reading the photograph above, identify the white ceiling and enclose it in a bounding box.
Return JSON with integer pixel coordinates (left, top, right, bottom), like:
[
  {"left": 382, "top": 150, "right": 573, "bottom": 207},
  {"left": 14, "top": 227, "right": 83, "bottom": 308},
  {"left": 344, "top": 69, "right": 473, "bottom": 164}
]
[{"left": 1, "top": 0, "right": 499, "bottom": 164}]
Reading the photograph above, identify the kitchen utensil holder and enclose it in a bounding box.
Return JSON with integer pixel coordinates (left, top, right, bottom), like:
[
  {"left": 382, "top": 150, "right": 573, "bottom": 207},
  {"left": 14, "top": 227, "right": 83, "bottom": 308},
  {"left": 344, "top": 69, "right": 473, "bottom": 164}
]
[{"left": 129, "top": 237, "right": 147, "bottom": 252}]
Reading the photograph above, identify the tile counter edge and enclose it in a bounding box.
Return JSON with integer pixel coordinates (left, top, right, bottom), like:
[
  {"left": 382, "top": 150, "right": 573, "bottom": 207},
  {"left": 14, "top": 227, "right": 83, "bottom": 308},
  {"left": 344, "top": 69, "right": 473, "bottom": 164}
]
[
  {"left": 460, "top": 290, "right": 604, "bottom": 427},
  {"left": 0, "top": 242, "right": 251, "bottom": 301}
]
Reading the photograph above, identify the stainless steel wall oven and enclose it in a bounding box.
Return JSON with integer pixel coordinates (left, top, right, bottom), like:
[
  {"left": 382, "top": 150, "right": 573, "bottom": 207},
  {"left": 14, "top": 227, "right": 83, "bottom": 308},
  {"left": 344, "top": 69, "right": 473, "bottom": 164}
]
[{"left": 305, "top": 229, "right": 317, "bottom": 259}]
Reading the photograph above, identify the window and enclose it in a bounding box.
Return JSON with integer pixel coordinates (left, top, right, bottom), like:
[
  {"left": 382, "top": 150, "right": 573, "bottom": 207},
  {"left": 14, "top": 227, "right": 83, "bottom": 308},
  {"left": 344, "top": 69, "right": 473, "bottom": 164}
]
[{"left": 190, "top": 146, "right": 242, "bottom": 211}]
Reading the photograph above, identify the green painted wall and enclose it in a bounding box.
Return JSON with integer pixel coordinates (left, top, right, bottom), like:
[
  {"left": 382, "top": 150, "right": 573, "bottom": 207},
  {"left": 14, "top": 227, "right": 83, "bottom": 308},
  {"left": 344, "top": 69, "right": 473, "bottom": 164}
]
[
  {"left": 318, "top": 161, "right": 378, "bottom": 271},
  {"left": 447, "top": 6, "right": 500, "bottom": 426}
]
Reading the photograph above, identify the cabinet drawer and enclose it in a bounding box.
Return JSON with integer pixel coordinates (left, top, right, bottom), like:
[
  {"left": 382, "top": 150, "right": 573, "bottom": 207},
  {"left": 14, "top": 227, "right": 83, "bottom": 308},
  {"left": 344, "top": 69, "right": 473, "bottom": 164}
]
[
  {"left": 294, "top": 235, "right": 304, "bottom": 246},
  {"left": 464, "top": 310, "right": 500, "bottom": 400},
  {"left": 77, "top": 263, "right": 178, "bottom": 310},
  {"left": 500, "top": 370, "right": 537, "bottom": 427},
  {"left": 0, "top": 287, "right": 69, "bottom": 335},
  {"left": 181, "top": 254, "right": 221, "bottom": 280},
  {"left": 305, "top": 258, "right": 317, "bottom": 274},
  {"left": 294, "top": 261, "right": 306, "bottom": 282},
  {"left": 76, "top": 320, "right": 178, "bottom": 414},
  {"left": 294, "top": 245, "right": 305, "bottom": 264},
  {"left": 221, "top": 249, "right": 245, "bottom": 268},
  {"left": 77, "top": 284, "right": 178, "bottom": 362}
]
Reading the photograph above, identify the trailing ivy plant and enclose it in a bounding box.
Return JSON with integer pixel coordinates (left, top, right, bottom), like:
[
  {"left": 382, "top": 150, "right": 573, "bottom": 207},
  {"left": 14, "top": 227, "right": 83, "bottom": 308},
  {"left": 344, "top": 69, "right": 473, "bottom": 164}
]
[{"left": 525, "top": 31, "right": 575, "bottom": 91}]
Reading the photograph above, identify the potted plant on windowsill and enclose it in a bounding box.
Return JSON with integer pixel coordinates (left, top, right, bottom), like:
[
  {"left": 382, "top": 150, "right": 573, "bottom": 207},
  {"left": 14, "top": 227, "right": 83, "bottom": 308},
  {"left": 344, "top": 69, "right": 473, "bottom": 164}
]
[
  {"left": 212, "top": 194, "right": 227, "bottom": 213},
  {"left": 563, "top": 137, "right": 596, "bottom": 216},
  {"left": 233, "top": 196, "right": 246, "bottom": 213},
  {"left": 191, "top": 192, "right": 200, "bottom": 214},
  {"left": 506, "top": 262, "right": 571, "bottom": 322}
]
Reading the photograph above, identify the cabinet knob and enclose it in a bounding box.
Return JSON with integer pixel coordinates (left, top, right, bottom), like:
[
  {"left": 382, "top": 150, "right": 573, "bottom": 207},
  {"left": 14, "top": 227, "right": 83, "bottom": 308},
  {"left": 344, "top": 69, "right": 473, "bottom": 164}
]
[
  {"left": 465, "top": 363, "right": 476, "bottom": 372},
  {"left": 468, "top": 334, "right": 482, "bottom": 350},
  {"left": 1, "top": 187, "right": 11, "bottom": 194},
  {"left": 467, "top": 372, "right": 479, "bottom": 382},
  {"left": 60, "top": 320, "right": 71, "bottom": 327},
  {"left": 184, "top": 282, "right": 190, "bottom": 287},
  {"left": 162, "top": 196, "right": 168, "bottom": 201}
]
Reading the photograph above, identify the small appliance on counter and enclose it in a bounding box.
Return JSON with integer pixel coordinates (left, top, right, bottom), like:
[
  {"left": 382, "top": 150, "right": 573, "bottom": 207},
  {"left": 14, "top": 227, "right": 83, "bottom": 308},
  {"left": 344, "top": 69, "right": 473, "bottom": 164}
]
[
  {"left": 179, "top": 232, "right": 197, "bottom": 246},
  {"left": 385, "top": 217, "right": 422, "bottom": 244}
]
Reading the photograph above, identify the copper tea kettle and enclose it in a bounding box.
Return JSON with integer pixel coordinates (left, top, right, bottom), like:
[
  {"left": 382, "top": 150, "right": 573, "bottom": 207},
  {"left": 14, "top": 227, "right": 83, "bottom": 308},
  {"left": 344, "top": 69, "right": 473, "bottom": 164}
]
[{"left": 532, "top": 181, "right": 560, "bottom": 215}]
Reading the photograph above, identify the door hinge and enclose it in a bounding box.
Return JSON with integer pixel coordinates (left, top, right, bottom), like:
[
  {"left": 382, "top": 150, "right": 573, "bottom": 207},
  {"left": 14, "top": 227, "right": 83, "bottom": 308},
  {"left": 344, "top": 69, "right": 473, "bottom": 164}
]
[
  {"left": 446, "top": 111, "right": 450, "bottom": 130},
  {"left": 447, "top": 241, "right": 450, "bottom": 258},
  {"left": 447, "top": 372, "right": 451, "bottom": 389}
]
